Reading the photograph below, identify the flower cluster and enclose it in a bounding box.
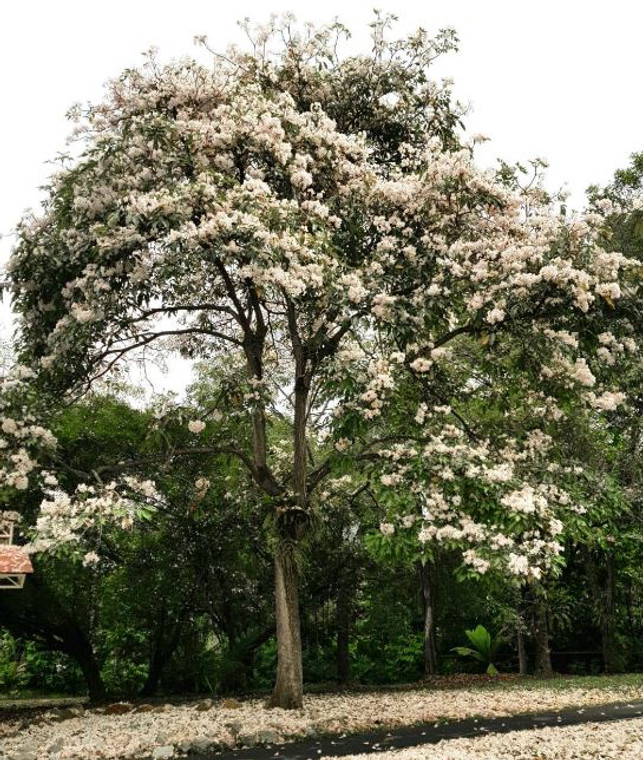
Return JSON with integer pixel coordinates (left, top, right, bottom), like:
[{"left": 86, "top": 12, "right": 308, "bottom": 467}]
[
  {"left": 29, "top": 477, "right": 159, "bottom": 559},
  {"left": 372, "top": 399, "right": 583, "bottom": 581},
  {"left": 0, "top": 364, "right": 57, "bottom": 493}
]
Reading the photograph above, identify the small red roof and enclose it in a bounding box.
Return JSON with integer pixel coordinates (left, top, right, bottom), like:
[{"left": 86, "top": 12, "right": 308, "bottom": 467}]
[{"left": 0, "top": 546, "right": 33, "bottom": 574}]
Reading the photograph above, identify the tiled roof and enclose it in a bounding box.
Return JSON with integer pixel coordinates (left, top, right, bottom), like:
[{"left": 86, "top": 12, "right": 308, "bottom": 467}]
[{"left": 0, "top": 545, "right": 33, "bottom": 574}]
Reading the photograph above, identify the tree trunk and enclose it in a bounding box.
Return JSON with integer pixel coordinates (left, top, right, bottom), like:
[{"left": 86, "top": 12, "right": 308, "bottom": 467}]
[
  {"left": 584, "top": 547, "right": 620, "bottom": 674},
  {"left": 516, "top": 623, "right": 528, "bottom": 676},
  {"left": 515, "top": 587, "right": 529, "bottom": 675},
  {"left": 68, "top": 633, "right": 106, "bottom": 702},
  {"left": 533, "top": 594, "right": 553, "bottom": 677},
  {"left": 80, "top": 656, "right": 107, "bottom": 702},
  {"left": 419, "top": 561, "right": 438, "bottom": 676},
  {"left": 602, "top": 552, "right": 619, "bottom": 674},
  {"left": 269, "top": 549, "right": 303, "bottom": 709},
  {"left": 142, "top": 661, "right": 163, "bottom": 697},
  {"left": 141, "top": 624, "right": 182, "bottom": 697},
  {"left": 141, "top": 607, "right": 179, "bottom": 697},
  {"left": 268, "top": 357, "right": 309, "bottom": 709},
  {"left": 336, "top": 581, "right": 351, "bottom": 684}
]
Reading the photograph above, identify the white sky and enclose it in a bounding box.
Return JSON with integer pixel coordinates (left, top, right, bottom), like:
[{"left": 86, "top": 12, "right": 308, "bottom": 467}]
[{"left": 1, "top": 0, "right": 642, "bottom": 391}]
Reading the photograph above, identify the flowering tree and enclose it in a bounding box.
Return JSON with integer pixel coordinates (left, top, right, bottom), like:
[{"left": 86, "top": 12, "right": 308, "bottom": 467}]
[{"left": 6, "top": 16, "right": 638, "bottom": 707}]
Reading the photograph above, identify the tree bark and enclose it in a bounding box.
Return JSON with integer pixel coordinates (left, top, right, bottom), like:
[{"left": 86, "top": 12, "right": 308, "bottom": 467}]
[
  {"left": 268, "top": 343, "right": 310, "bottom": 709},
  {"left": 269, "top": 549, "right": 303, "bottom": 709},
  {"left": 265, "top": 305, "right": 312, "bottom": 709},
  {"left": 418, "top": 561, "right": 438, "bottom": 676},
  {"left": 532, "top": 593, "right": 553, "bottom": 677}
]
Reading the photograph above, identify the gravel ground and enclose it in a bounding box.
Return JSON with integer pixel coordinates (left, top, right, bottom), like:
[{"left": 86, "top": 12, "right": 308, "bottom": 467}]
[{"left": 4, "top": 682, "right": 643, "bottom": 760}]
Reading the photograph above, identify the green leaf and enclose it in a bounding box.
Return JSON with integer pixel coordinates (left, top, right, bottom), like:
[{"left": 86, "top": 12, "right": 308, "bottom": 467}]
[
  {"left": 465, "top": 625, "right": 491, "bottom": 656},
  {"left": 451, "top": 646, "right": 485, "bottom": 663}
]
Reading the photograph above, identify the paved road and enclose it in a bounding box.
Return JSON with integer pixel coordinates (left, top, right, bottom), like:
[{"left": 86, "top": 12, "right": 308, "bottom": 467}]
[{"left": 192, "top": 700, "right": 643, "bottom": 760}]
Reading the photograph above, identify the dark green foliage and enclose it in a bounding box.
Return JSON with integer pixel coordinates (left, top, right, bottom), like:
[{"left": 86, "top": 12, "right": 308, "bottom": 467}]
[
  {"left": 452, "top": 625, "right": 503, "bottom": 675},
  {"left": 0, "top": 632, "right": 84, "bottom": 695}
]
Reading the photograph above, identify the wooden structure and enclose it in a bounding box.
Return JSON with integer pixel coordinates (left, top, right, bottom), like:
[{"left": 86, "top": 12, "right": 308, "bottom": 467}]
[{"left": 0, "top": 512, "right": 33, "bottom": 589}]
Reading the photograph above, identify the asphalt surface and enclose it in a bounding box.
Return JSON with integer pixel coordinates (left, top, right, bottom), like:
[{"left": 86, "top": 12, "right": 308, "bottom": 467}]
[{"left": 194, "top": 699, "right": 643, "bottom": 759}]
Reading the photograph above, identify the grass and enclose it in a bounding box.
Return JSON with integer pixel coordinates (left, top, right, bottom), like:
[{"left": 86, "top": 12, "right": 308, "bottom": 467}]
[
  {"left": 475, "top": 673, "right": 643, "bottom": 692},
  {"left": 303, "top": 672, "right": 643, "bottom": 697},
  {"left": 0, "top": 692, "right": 87, "bottom": 712}
]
